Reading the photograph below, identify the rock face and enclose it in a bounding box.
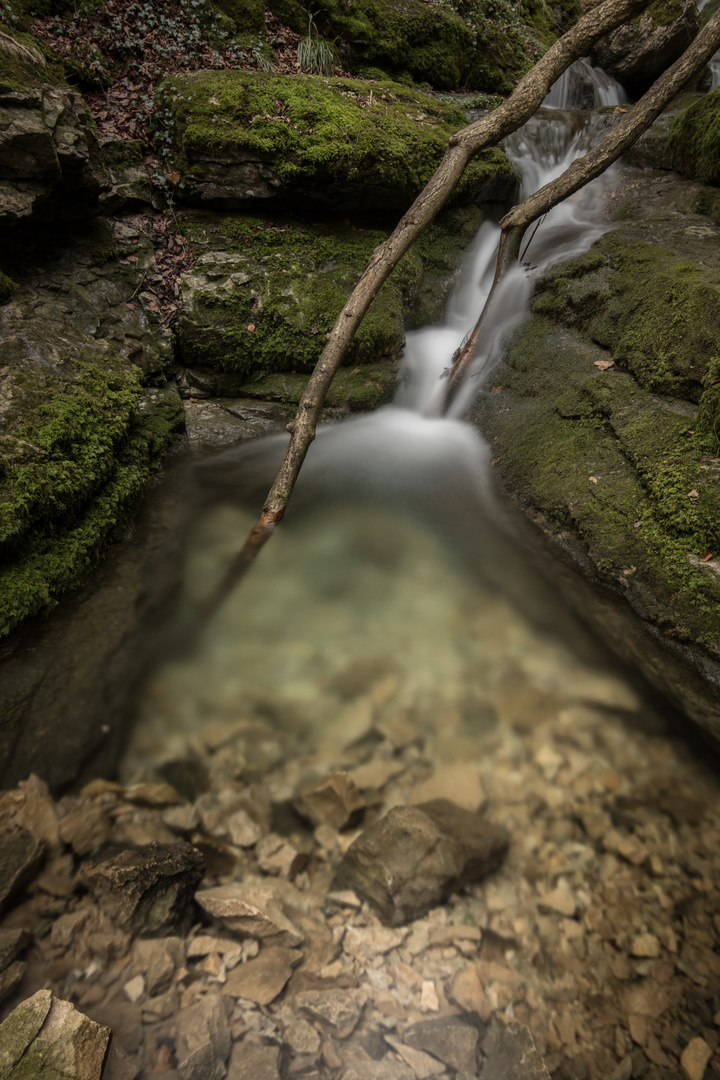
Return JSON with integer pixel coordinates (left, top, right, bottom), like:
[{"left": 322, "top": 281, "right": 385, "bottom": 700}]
[
  {"left": 331, "top": 798, "right": 509, "bottom": 925},
  {"left": 0, "top": 36, "right": 105, "bottom": 226},
  {"left": 591, "top": 0, "right": 700, "bottom": 95},
  {"left": 472, "top": 166, "right": 720, "bottom": 742},
  {"left": 160, "top": 71, "right": 517, "bottom": 216}
]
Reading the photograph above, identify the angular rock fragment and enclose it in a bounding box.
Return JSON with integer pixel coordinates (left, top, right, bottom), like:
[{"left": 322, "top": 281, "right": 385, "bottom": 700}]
[
  {"left": 481, "top": 1020, "right": 551, "bottom": 1080},
  {"left": 385, "top": 1036, "right": 446, "bottom": 1078},
  {"left": 175, "top": 992, "right": 231, "bottom": 1080},
  {"left": 79, "top": 842, "right": 204, "bottom": 935},
  {"left": 403, "top": 1016, "right": 479, "bottom": 1073},
  {"left": 295, "top": 988, "right": 367, "bottom": 1038},
  {"left": 0, "top": 961, "right": 26, "bottom": 1004},
  {"left": 331, "top": 798, "right": 509, "bottom": 925},
  {"left": 226, "top": 1039, "right": 281, "bottom": 1080},
  {"left": 284, "top": 1019, "right": 321, "bottom": 1056},
  {"left": 0, "top": 829, "right": 46, "bottom": 913},
  {"left": 223, "top": 946, "right": 301, "bottom": 1005},
  {"left": 0, "top": 989, "right": 111, "bottom": 1079},
  {"left": 0, "top": 927, "right": 29, "bottom": 1001},
  {"left": 195, "top": 884, "right": 304, "bottom": 946},
  {"left": 681, "top": 1037, "right": 713, "bottom": 1080},
  {"left": 293, "top": 771, "right": 365, "bottom": 831}
]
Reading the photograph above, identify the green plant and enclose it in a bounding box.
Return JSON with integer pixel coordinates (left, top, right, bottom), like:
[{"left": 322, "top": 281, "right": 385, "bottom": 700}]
[{"left": 297, "top": 9, "right": 335, "bottom": 76}]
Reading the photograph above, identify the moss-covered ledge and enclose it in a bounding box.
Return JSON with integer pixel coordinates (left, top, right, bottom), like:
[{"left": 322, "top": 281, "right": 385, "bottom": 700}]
[
  {"left": 157, "top": 71, "right": 518, "bottom": 215},
  {"left": 471, "top": 173, "right": 720, "bottom": 735},
  {"left": 0, "top": 342, "right": 183, "bottom": 638}
]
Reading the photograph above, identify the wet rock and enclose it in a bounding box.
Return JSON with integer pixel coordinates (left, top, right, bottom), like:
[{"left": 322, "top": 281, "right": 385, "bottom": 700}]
[
  {"left": 195, "top": 884, "right": 304, "bottom": 947},
  {"left": 403, "top": 1017, "right": 479, "bottom": 1073},
  {"left": 79, "top": 842, "right": 204, "bottom": 935},
  {"left": 226, "top": 1039, "right": 281, "bottom": 1080},
  {"left": 175, "top": 992, "right": 231, "bottom": 1080},
  {"left": 0, "top": 989, "right": 111, "bottom": 1079},
  {"left": 0, "top": 829, "right": 46, "bottom": 913},
  {"left": 294, "top": 771, "right": 365, "bottom": 832},
  {"left": 681, "top": 1037, "right": 713, "bottom": 1080},
  {"left": 481, "top": 1020, "right": 551, "bottom": 1080},
  {"left": 331, "top": 799, "right": 509, "bottom": 926},
  {"left": 591, "top": 0, "right": 700, "bottom": 95},
  {"left": 295, "top": 988, "right": 367, "bottom": 1039},
  {"left": 223, "top": 945, "right": 301, "bottom": 1005}
]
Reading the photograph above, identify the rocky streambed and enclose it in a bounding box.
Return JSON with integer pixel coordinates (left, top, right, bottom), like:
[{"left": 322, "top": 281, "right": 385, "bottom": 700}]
[{"left": 1, "top": 503, "right": 720, "bottom": 1080}]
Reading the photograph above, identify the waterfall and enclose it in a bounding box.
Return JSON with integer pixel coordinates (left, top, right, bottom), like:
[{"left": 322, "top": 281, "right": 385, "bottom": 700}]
[{"left": 196, "top": 64, "right": 627, "bottom": 521}]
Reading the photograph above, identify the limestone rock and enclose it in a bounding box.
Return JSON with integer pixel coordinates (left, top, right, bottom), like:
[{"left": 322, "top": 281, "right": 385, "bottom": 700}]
[
  {"left": 79, "top": 842, "right": 204, "bottom": 935},
  {"left": 680, "top": 1037, "right": 713, "bottom": 1080},
  {"left": 195, "top": 883, "right": 304, "bottom": 947},
  {"left": 222, "top": 945, "right": 301, "bottom": 1005},
  {"left": 331, "top": 799, "right": 509, "bottom": 925},
  {"left": 481, "top": 1020, "right": 552, "bottom": 1080},
  {"left": 294, "top": 771, "right": 365, "bottom": 831},
  {"left": 403, "top": 1017, "right": 479, "bottom": 1073},
  {"left": 226, "top": 1039, "right": 281, "bottom": 1080},
  {"left": 0, "top": 990, "right": 111, "bottom": 1079},
  {"left": 294, "top": 988, "right": 367, "bottom": 1039},
  {"left": 0, "top": 829, "right": 46, "bottom": 914},
  {"left": 591, "top": 0, "right": 700, "bottom": 95},
  {"left": 175, "top": 993, "right": 231, "bottom": 1080},
  {"left": 0, "top": 78, "right": 105, "bottom": 226}
]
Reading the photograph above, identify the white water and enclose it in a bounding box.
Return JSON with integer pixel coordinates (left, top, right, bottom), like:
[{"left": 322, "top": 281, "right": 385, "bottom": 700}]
[
  {"left": 197, "top": 61, "right": 626, "bottom": 515},
  {"left": 699, "top": 0, "right": 720, "bottom": 89}
]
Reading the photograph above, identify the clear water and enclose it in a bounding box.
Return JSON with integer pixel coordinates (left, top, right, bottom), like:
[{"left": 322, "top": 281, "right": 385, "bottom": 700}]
[{"left": 127, "top": 66, "right": 644, "bottom": 771}]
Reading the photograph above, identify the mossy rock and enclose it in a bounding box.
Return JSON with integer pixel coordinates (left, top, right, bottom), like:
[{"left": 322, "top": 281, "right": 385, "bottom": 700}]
[
  {"left": 0, "top": 21, "right": 66, "bottom": 91},
  {"left": 667, "top": 88, "right": 720, "bottom": 186},
  {"left": 532, "top": 231, "right": 720, "bottom": 400},
  {"left": 472, "top": 315, "right": 720, "bottom": 654},
  {"left": 158, "top": 70, "right": 518, "bottom": 215},
  {"left": 0, "top": 340, "right": 183, "bottom": 638},
  {"left": 211, "top": 0, "right": 265, "bottom": 35},
  {"left": 269, "top": 0, "right": 555, "bottom": 92},
  {"left": 176, "top": 205, "right": 486, "bottom": 388}
]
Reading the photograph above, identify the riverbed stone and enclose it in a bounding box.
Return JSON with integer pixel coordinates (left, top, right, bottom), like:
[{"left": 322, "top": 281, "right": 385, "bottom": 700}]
[
  {"left": 481, "top": 1020, "right": 551, "bottom": 1080},
  {"left": 0, "top": 990, "right": 111, "bottom": 1080},
  {"left": 195, "top": 883, "right": 304, "bottom": 946},
  {"left": 79, "top": 842, "right": 204, "bottom": 935},
  {"left": 331, "top": 798, "right": 509, "bottom": 926}
]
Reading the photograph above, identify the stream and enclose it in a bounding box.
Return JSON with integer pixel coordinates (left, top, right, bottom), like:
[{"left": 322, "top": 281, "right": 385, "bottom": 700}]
[{"left": 7, "top": 61, "right": 719, "bottom": 1080}]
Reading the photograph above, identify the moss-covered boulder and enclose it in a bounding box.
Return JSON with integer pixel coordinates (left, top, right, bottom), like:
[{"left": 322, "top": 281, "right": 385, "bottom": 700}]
[
  {"left": 175, "top": 205, "right": 486, "bottom": 405},
  {"left": 472, "top": 171, "right": 720, "bottom": 737},
  {"left": 157, "top": 71, "right": 517, "bottom": 216},
  {"left": 591, "top": 0, "right": 700, "bottom": 96},
  {"left": 269, "top": 0, "right": 558, "bottom": 92},
  {"left": 0, "top": 220, "right": 182, "bottom": 638},
  {"left": 666, "top": 88, "right": 720, "bottom": 185}
]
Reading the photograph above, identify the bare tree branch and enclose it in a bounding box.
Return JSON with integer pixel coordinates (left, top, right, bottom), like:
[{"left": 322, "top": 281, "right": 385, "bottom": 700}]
[
  {"left": 442, "top": 9, "right": 720, "bottom": 405},
  {"left": 188, "top": 0, "right": 659, "bottom": 634}
]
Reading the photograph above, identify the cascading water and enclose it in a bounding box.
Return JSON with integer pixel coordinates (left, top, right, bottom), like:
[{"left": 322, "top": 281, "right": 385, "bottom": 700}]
[
  {"left": 196, "top": 60, "right": 627, "bottom": 514},
  {"left": 699, "top": 0, "right": 720, "bottom": 89}
]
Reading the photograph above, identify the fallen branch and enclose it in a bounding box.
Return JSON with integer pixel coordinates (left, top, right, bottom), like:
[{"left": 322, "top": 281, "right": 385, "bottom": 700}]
[
  {"left": 442, "top": 8, "right": 720, "bottom": 407},
  {"left": 188, "top": 0, "right": 657, "bottom": 634}
]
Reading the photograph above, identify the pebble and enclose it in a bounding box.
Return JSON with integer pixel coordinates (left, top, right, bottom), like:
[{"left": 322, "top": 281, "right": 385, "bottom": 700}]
[{"left": 681, "top": 1038, "right": 713, "bottom": 1080}]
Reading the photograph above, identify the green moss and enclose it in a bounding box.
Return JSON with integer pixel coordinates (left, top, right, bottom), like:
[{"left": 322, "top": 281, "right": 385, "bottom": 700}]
[
  {"left": 177, "top": 210, "right": 423, "bottom": 376},
  {"left": 0, "top": 22, "right": 66, "bottom": 90},
  {"left": 0, "top": 271, "right": 18, "bottom": 304},
  {"left": 0, "top": 352, "right": 182, "bottom": 637},
  {"left": 235, "top": 362, "right": 399, "bottom": 409},
  {"left": 162, "top": 71, "right": 515, "bottom": 209},
  {"left": 211, "top": 0, "right": 265, "bottom": 35},
  {"left": 474, "top": 317, "right": 720, "bottom": 648},
  {"left": 534, "top": 233, "right": 720, "bottom": 399},
  {"left": 667, "top": 89, "right": 720, "bottom": 185},
  {"left": 100, "top": 138, "right": 145, "bottom": 170}
]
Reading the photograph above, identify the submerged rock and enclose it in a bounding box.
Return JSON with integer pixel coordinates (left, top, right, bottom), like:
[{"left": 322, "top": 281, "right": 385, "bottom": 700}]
[
  {"left": 331, "top": 798, "right": 509, "bottom": 926},
  {"left": 0, "top": 989, "right": 111, "bottom": 1079},
  {"left": 79, "top": 842, "right": 204, "bottom": 935}
]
